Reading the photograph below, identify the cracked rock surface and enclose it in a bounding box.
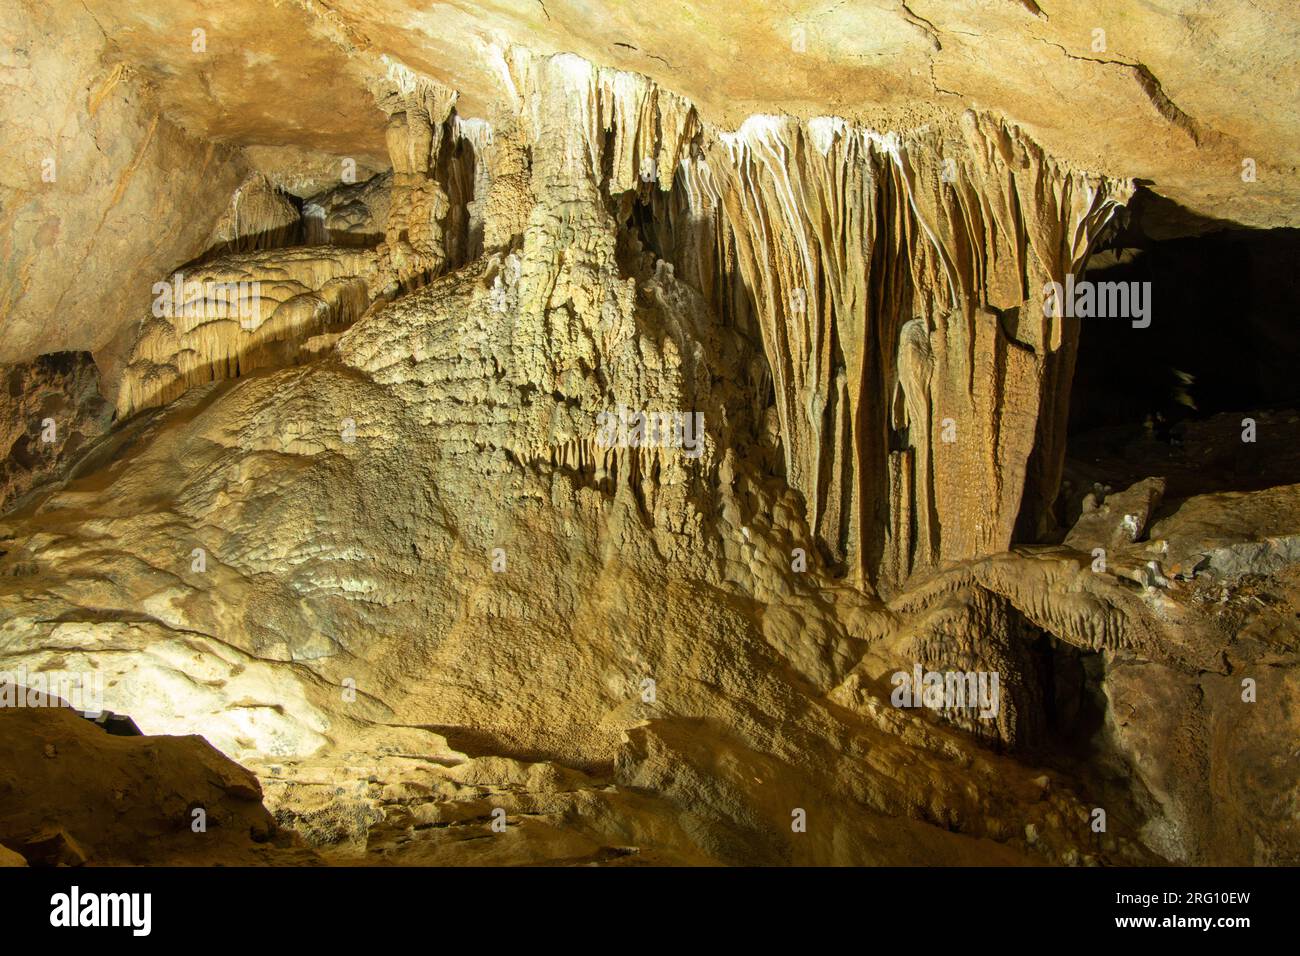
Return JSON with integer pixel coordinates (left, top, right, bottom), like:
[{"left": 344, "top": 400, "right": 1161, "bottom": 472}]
[{"left": 0, "top": 1, "right": 1297, "bottom": 867}]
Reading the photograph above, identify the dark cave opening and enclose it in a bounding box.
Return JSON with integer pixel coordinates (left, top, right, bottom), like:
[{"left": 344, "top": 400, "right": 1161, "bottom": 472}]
[
  {"left": 1056, "top": 189, "right": 1300, "bottom": 530},
  {"left": 1072, "top": 191, "right": 1300, "bottom": 434},
  {"left": 1025, "top": 630, "right": 1107, "bottom": 761}
]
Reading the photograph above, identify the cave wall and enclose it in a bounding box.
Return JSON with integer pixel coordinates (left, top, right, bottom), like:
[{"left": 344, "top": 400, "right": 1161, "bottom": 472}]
[
  {"left": 87, "top": 46, "right": 1136, "bottom": 596},
  {"left": 0, "top": 1, "right": 252, "bottom": 390},
  {"left": 708, "top": 113, "right": 1130, "bottom": 589},
  {"left": 0, "top": 15, "right": 1297, "bottom": 864}
]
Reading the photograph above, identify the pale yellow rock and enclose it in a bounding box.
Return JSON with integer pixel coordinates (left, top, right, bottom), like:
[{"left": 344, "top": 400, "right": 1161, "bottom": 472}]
[
  {"left": 0, "top": 845, "right": 26, "bottom": 867},
  {"left": 0, "top": 6, "right": 1297, "bottom": 870}
]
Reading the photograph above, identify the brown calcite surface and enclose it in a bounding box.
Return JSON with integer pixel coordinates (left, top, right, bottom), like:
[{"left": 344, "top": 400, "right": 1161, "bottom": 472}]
[
  {"left": 70, "top": 0, "right": 1300, "bottom": 225},
  {"left": 0, "top": 1, "right": 1297, "bottom": 867},
  {"left": 0, "top": 703, "right": 318, "bottom": 865},
  {"left": 0, "top": 352, "right": 111, "bottom": 513}
]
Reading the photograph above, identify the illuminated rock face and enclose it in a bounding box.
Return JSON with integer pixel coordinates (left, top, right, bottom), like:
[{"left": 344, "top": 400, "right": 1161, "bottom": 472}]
[
  {"left": 115, "top": 248, "right": 380, "bottom": 418},
  {"left": 709, "top": 112, "right": 1130, "bottom": 588},
  {"left": 1, "top": 3, "right": 1299, "bottom": 867}
]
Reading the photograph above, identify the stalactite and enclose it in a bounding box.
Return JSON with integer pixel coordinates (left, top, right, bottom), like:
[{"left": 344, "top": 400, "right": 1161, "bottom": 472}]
[{"left": 710, "top": 111, "right": 1131, "bottom": 591}]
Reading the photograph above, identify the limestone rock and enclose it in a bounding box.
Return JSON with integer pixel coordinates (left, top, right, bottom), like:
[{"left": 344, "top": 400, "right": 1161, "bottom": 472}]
[
  {"left": 0, "top": 352, "right": 112, "bottom": 514},
  {"left": 116, "top": 248, "right": 381, "bottom": 417},
  {"left": 0, "top": 3, "right": 1298, "bottom": 870},
  {"left": 1065, "top": 477, "right": 1167, "bottom": 552},
  {"left": 206, "top": 173, "right": 304, "bottom": 255},
  {"left": 0, "top": 704, "right": 317, "bottom": 865},
  {"left": 0, "top": 1, "right": 252, "bottom": 379},
  {"left": 303, "top": 174, "right": 392, "bottom": 247},
  {"left": 0, "top": 844, "right": 26, "bottom": 867},
  {"left": 1151, "top": 484, "right": 1300, "bottom": 580}
]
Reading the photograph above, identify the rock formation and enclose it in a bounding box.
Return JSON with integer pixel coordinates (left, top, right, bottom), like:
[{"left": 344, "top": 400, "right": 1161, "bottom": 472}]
[
  {"left": 0, "top": 0, "right": 1297, "bottom": 867},
  {"left": 0, "top": 700, "right": 315, "bottom": 865},
  {"left": 0, "top": 352, "right": 111, "bottom": 512}
]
